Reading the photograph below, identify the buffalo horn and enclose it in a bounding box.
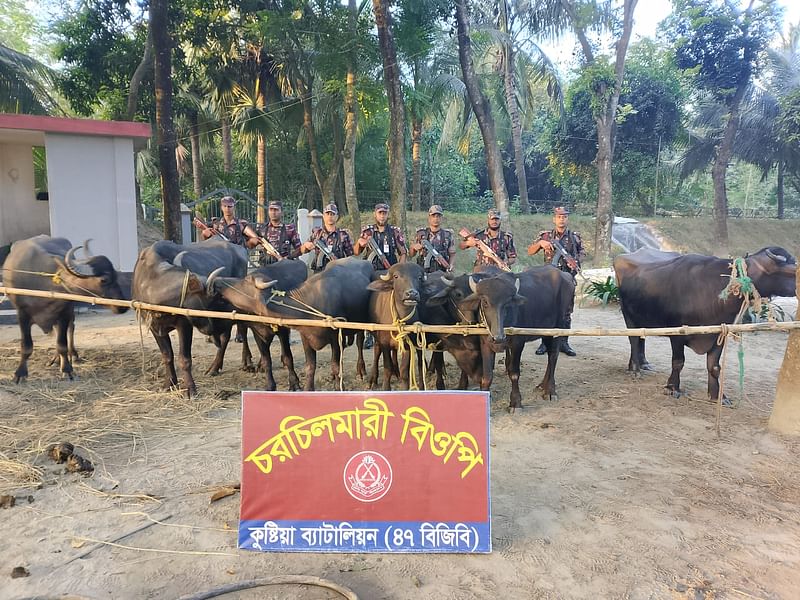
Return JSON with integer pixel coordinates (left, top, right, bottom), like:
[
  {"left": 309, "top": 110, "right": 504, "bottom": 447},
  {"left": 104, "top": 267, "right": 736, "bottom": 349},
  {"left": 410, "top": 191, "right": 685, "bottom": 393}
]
[
  {"left": 173, "top": 251, "right": 187, "bottom": 268},
  {"left": 64, "top": 246, "right": 94, "bottom": 278},
  {"left": 514, "top": 278, "right": 520, "bottom": 293},
  {"left": 468, "top": 275, "right": 478, "bottom": 294},
  {"left": 205, "top": 266, "right": 226, "bottom": 293},
  {"left": 81, "top": 239, "right": 94, "bottom": 259},
  {"left": 254, "top": 276, "right": 279, "bottom": 291},
  {"left": 765, "top": 248, "right": 787, "bottom": 263},
  {"left": 441, "top": 273, "right": 456, "bottom": 287},
  {"left": 380, "top": 272, "right": 392, "bottom": 281}
]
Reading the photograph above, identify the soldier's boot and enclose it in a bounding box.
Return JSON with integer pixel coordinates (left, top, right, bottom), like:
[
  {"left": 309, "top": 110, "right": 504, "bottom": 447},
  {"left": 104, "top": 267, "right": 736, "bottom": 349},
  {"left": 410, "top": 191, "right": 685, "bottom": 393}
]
[
  {"left": 535, "top": 342, "right": 547, "bottom": 355},
  {"left": 363, "top": 331, "right": 375, "bottom": 350},
  {"left": 560, "top": 314, "right": 577, "bottom": 356}
]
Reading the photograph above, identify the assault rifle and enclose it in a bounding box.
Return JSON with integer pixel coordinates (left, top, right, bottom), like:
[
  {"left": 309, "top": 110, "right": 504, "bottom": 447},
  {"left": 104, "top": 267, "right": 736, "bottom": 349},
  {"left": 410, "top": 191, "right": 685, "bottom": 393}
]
[
  {"left": 421, "top": 239, "right": 450, "bottom": 271},
  {"left": 459, "top": 227, "right": 511, "bottom": 272},
  {"left": 365, "top": 235, "right": 392, "bottom": 269},
  {"left": 541, "top": 232, "right": 578, "bottom": 271},
  {"left": 257, "top": 237, "right": 283, "bottom": 261},
  {"left": 193, "top": 214, "right": 230, "bottom": 242},
  {"left": 314, "top": 239, "right": 336, "bottom": 263}
]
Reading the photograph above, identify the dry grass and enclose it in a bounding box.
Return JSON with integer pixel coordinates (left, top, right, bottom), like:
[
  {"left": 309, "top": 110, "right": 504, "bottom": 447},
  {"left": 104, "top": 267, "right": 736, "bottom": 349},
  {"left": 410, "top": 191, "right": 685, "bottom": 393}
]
[{"left": 0, "top": 345, "right": 231, "bottom": 494}]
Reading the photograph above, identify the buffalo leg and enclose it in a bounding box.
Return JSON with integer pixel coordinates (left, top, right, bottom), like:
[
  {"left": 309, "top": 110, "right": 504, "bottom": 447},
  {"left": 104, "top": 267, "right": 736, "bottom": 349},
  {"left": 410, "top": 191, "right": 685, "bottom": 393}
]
[
  {"left": 49, "top": 319, "right": 79, "bottom": 366},
  {"left": 54, "top": 311, "right": 74, "bottom": 380},
  {"left": 240, "top": 324, "right": 255, "bottom": 372},
  {"left": 278, "top": 328, "right": 300, "bottom": 391},
  {"left": 538, "top": 339, "right": 560, "bottom": 403},
  {"left": 506, "top": 342, "right": 527, "bottom": 409},
  {"left": 152, "top": 330, "right": 178, "bottom": 390},
  {"left": 355, "top": 331, "right": 366, "bottom": 380},
  {"left": 205, "top": 322, "right": 233, "bottom": 376},
  {"left": 302, "top": 340, "right": 317, "bottom": 391},
  {"left": 665, "top": 338, "right": 686, "bottom": 397},
  {"left": 251, "top": 331, "right": 276, "bottom": 391},
  {"left": 330, "top": 338, "right": 342, "bottom": 384},
  {"left": 706, "top": 343, "right": 728, "bottom": 403},
  {"left": 368, "top": 342, "right": 381, "bottom": 389},
  {"left": 14, "top": 310, "right": 35, "bottom": 383},
  {"left": 431, "top": 352, "right": 446, "bottom": 390},
  {"left": 479, "top": 339, "right": 496, "bottom": 392},
  {"left": 382, "top": 344, "right": 395, "bottom": 391},
  {"left": 175, "top": 320, "right": 196, "bottom": 396}
]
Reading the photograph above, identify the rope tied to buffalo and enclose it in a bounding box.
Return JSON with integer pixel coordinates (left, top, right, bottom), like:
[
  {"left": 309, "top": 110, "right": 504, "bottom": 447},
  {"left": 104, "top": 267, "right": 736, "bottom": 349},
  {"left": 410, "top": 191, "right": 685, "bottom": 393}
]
[{"left": 388, "top": 291, "right": 427, "bottom": 390}]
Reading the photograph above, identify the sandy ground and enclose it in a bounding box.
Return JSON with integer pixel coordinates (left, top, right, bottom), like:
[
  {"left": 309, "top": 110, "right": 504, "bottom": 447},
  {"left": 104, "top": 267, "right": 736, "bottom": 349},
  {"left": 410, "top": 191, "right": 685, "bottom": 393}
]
[{"left": 1, "top": 303, "right": 800, "bottom": 600}]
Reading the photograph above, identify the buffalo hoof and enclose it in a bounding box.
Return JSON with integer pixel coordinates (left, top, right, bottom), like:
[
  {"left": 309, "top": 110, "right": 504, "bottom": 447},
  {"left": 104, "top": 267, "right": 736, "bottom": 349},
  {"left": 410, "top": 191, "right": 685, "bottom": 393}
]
[
  {"left": 288, "top": 382, "right": 300, "bottom": 392},
  {"left": 241, "top": 363, "right": 256, "bottom": 373},
  {"left": 13, "top": 375, "right": 26, "bottom": 384},
  {"left": 664, "top": 387, "right": 686, "bottom": 398},
  {"left": 641, "top": 362, "right": 655, "bottom": 371}
]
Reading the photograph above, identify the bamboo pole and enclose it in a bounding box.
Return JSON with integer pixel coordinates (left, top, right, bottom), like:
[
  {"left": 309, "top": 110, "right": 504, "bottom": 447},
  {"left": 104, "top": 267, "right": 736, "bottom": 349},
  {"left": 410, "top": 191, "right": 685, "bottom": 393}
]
[{"left": 2, "top": 285, "right": 798, "bottom": 339}]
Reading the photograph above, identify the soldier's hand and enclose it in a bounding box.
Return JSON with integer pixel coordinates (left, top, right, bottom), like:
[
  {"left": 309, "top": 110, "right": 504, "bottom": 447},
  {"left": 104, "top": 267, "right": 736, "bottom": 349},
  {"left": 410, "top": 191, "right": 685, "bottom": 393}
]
[
  {"left": 302, "top": 241, "right": 315, "bottom": 253},
  {"left": 411, "top": 242, "right": 423, "bottom": 253},
  {"left": 539, "top": 239, "right": 553, "bottom": 253}
]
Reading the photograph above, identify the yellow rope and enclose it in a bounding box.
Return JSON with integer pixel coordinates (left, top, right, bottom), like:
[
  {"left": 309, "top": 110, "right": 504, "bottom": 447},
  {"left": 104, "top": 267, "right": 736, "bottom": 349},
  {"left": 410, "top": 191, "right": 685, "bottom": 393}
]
[{"left": 388, "top": 290, "right": 420, "bottom": 390}]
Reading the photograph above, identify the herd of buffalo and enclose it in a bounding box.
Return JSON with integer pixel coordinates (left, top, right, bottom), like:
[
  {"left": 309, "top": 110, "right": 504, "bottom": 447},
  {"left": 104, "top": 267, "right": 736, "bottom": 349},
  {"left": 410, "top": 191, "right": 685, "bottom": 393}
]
[{"left": 2, "top": 235, "right": 796, "bottom": 410}]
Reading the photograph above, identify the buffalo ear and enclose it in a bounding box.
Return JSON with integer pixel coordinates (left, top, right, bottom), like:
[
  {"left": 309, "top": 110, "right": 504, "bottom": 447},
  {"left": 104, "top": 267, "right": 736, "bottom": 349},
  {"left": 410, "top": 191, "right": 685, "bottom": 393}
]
[
  {"left": 459, "top": 293, "right": 481, "bottom": 312},
  {"left": 367, "top": 279, "right": 393, "bottom": 292}
]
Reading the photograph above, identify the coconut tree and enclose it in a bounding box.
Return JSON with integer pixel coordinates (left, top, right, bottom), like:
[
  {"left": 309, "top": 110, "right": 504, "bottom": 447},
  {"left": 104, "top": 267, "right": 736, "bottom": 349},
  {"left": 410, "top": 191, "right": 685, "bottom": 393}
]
[{"left": 0, "top": 43, "right": 63, "bottom": 115}]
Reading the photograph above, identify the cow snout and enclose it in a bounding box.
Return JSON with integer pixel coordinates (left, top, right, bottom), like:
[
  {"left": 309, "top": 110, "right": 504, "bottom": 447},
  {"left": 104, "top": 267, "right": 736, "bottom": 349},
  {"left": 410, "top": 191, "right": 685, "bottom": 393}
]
[{"left": 403, "top": 289, "right": 420, "bottom": 305}]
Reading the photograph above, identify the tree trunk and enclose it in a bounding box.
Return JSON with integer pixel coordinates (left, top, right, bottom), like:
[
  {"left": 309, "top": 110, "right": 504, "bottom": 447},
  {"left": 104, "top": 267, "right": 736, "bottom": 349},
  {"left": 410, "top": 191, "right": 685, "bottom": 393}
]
[
  {"left": 150, "top": 0, "right": 181, "bottom": 243},
  {"left": 321, "top": 119, "right": 344, "bottom": 205},
  {"left": 189, "top": 110, "right": 202, "bottom": 199},
  {"left": 372, "top": 0, "right": 407, "bottom": 232},
  {"left": 568, "top": 0, "right": 637, "bottom": 266},
  {"left": 221, "top": 112, "right": 233, "bottom": 174},
  {"left": 595, "top": 113, "right": 614, "bottom": 264},
  {"left": 769, "top": 265, "right": 800, "bottom": 434},
  {"left": 411, "top": 117, "right": 422, "bottom": 212},
  {"left": 343, "top": 0, "right": 361, "bottom": 232},
  {"left": 500, "top": 0, "right": 528, "bottom": 214},
  {"left": 257, "top": 135, "right": 266, "bottom": 222},
  {"left": 455, "top": 0, "right": 509, "bottom": 220},
  {"left": 777, "top": 160, "right": 784, "bottom": 219},
  {"left": 125, "top": 22, "right": 153, "bottom": 121}
]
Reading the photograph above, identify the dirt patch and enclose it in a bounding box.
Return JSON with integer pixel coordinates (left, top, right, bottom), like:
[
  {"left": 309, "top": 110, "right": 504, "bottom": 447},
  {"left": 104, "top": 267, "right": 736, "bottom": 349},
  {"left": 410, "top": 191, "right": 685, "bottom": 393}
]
[{"left": 1, "top": 305, "right": 799, "bottom": 599}]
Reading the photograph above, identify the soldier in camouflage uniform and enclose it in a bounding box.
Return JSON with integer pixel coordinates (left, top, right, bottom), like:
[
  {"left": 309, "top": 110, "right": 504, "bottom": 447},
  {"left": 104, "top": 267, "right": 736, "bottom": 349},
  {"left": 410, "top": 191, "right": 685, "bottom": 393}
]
[
  {"left": 299, "top": 203, "right": 354, "bottom": 273},
  {"left": 253, "top": 200, "right": 302, "bottom": 265},
  {"left": 460, "top": 208, "right": 517, "bottom": 271},
  {"left": 353, "top": 202, "right": 407, "bottom": 269},
  {"left": 409, "top": 204, "right": 456, "bottom": 273},
  {"left": 199, "top": 195, "right": 260, "bottom": 246},
  {"left": 527, "top": 205, "right": 583, "bottom": 356}
]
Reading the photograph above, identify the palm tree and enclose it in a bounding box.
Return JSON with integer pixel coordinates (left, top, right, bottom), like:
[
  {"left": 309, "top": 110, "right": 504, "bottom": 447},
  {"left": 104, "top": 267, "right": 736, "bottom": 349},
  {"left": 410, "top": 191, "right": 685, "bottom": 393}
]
[
  {"left": 0, "top": 43, "right": 64, "bottom": 115},
  {"left": 677, "top": 24, "right": 800, "bottom": 220}
]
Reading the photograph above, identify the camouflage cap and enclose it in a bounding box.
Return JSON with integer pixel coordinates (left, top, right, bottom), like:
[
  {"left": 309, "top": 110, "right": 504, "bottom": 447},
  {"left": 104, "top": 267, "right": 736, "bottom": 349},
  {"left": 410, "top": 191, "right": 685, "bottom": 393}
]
[
  {"left": 487, "top": 208, "right": 502, "bottom": 219},
  {"left": 323, "top": 203, "right": 339, "bottom": 215},
  {"left": 428, "top": 204, "right": 444, "bottom": 215},
  {"left": 220, "top": 195, "right": 236, "bottom": 207},
  {"left": 268, "top": 200, "right": 283, "bottom": 209},
  {"left": 554, "top": 206, "right": 570, "bottom": 216},
  {"left": 374, "top": 202, "right": 390, "bottom": 212}
]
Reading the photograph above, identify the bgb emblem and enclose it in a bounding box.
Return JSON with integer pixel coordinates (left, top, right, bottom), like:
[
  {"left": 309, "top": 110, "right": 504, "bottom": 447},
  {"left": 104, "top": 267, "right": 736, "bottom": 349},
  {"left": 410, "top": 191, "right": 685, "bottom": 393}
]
[{"left": 344, "top": 451, "right": 392, "bottom": 502}]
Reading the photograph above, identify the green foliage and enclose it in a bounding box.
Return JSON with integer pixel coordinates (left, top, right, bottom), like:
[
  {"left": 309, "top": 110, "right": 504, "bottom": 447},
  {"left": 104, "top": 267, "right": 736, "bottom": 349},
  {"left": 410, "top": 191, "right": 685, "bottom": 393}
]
[
  {"left": 668, "top": 0, "right": 781, "bottom": 106},
  {"left": 582, "top": 276, "right": 620, "bottom": 305},
  {"left": 52, "top": 0, "right": 152, "bottom": 119}
]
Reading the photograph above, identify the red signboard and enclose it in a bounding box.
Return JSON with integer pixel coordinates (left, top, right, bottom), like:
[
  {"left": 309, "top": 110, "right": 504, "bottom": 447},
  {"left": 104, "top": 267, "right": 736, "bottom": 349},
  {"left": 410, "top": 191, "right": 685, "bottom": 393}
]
[{"left": 239, "top": 391, "right": 491, "bottom": 553}]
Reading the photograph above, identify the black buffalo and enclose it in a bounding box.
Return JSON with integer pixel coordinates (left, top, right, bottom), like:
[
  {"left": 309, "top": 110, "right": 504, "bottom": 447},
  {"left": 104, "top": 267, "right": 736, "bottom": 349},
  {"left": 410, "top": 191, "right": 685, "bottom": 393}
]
[
  {"left": 209, "top": 257, "right": 374, "bottom": 390},
  {"left": 219, "top": 259, "right": 308, "bottom": 391},
  {"left": 428, "top": 265, "right": 576, "bottom": 409},
  {"left": 2, "top": 235, "right": 128, "bottom": 382},
  {"left": 132, "top": 238, "right": 248, "bottom": 395},
  {"left": 614, "top": 247, "right": 797, "bottom": 400}
]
